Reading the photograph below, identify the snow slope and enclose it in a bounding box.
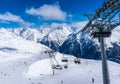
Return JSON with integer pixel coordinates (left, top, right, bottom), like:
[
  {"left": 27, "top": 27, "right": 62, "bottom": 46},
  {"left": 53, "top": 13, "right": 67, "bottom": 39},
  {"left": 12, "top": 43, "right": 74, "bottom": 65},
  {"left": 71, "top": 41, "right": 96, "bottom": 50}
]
[
  {"left": 0, "top": 28, "right": 50, "bottom": 53},
  {"left": 0, "top": 47, "right": 120, "bottom": 84},
  {"left": 26, "top": 53, "right": 120, "bottom": 84},
  {"left": 0, "top": 28, "right": 52, "bottom": 84}
]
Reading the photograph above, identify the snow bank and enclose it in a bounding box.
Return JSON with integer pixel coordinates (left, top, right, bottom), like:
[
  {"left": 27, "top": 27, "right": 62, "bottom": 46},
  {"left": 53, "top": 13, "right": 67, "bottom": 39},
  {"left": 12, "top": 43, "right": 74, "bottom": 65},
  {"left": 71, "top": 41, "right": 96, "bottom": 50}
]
[{"left": 27, "top": 59, "right": 53, "bottom": 77}]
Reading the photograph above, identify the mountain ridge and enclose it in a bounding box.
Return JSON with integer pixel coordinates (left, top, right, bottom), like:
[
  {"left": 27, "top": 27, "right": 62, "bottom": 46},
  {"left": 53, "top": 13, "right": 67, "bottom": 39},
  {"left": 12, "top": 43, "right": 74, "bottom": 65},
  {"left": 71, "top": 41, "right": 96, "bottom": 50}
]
[{"left": 5, "top": 22, "right": 120, "bottom": 63}]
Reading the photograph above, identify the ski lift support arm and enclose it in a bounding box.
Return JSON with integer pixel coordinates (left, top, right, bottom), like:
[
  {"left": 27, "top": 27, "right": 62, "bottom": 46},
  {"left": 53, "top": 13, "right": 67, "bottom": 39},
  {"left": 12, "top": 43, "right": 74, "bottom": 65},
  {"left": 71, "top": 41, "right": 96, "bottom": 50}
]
[{"left": 81, "top": 0, "right": 120, "bottom": 33}]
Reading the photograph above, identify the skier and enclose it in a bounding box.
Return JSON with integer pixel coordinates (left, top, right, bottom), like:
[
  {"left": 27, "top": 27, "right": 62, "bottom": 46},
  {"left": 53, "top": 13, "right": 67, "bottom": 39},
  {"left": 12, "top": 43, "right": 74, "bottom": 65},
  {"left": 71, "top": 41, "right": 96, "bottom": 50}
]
[
  {"left": 92, "top": 78, "right": 95, "bottom": 83},
  {"left": 61, "top": 80, "right": 63, "bottom": 84}
]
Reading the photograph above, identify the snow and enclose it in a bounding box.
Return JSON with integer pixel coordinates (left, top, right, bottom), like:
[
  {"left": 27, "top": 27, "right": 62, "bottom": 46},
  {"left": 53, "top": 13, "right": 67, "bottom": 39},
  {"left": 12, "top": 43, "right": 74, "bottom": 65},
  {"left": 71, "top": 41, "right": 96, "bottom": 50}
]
[
  {"left": 0, "top": 41, "right": 120, "bottom": 84},
  {"left": 25, "top": 53, "right": 120, "bottom": 84},
  {"left": 0, "top": 28, "right": 50, "bottom": 54},
  {"left": 27, "top": 59, "right": 53, "bottom": 77},
  {"left": 40, "top": 25, "right": 72, "bottom": 46},
  {"left": 26, "top": 57, "right": 120, "bottom": 84},
  {"left": 0, "top": 28, "right": 52, "bottom": 84},
  {"left": 0, "top": 27, "right": 120, "bottom": 84}
]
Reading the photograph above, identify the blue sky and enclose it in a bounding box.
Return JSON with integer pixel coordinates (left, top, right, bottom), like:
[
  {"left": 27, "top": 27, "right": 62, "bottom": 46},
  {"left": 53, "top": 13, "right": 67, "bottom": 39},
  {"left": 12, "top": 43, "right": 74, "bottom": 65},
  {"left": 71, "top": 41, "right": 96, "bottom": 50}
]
[{"left": 0, "top": 0, "right": 105, "bottom": 28}]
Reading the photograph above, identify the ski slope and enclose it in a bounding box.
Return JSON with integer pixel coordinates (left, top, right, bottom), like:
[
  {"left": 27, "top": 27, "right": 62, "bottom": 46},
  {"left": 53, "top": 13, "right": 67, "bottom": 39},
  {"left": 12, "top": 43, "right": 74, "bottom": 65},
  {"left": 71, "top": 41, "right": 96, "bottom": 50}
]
[
  {"left": 0, "top": 51, "right": 120, "bottom": 84},
  {"left": 27, "top": 54, "right": 120, "bottom": 84}
]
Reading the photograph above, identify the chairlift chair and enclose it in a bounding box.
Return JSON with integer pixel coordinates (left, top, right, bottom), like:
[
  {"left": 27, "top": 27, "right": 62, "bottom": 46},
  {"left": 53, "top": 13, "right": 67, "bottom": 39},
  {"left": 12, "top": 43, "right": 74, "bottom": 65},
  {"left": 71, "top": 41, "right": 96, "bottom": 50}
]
[
  {"left": 64, "top": 64, "right": 68, "bottom": 69},
  {"left": 74, "top": 58, "right": 77, "bottom": 64},
  {"left": 61, "top": 54, "right": 68, "bottom": 62},
  {"left": 77, "top": 59, "right": 81, "bottom": 64},
  {"left": 62, "top": 58, "right": 68, "bottom": 62},
  {"left": 74, "top": 58, "right": 81, "bottom": 64},
  {"left": 54, "top": 64, "right": 62, "bottom": 70}
]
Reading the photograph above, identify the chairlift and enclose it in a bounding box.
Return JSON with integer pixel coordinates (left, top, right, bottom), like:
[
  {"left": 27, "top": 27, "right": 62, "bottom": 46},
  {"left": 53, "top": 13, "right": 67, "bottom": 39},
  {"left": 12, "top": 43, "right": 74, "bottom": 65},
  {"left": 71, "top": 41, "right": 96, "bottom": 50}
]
[
  {"left": 74, "top": 58, "right": 81, "bottom": 64},
  {"left": 61, "top": 54, "right": 68, "bottom": 62},
  {"left": 77, "top": 60, "right": 81, "bottom": 64},
  {"left": 49, "top": 52, "right": 62, "bottom": 70},
  {"left": 62, "top": 58, "right": 68, "bottom": 62},
  {"left": 44, "top": 51, "right": 48, "bottom": 54},
  {"left": 54, "top": 64, "right": 62, "bottom": 70},
  {"left": 64, "top": 64, "right": 68, "bottom": 69},
  {"left": 74, "top": 59, "right": 77, "bottom": 64}
]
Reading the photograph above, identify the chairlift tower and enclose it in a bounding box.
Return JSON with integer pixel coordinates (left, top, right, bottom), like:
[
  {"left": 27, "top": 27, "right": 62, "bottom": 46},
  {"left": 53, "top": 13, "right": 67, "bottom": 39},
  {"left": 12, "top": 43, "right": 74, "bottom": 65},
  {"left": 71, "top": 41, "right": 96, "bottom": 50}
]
[{"left": 81, "top": 0, "right": 120, "bottom": 84}]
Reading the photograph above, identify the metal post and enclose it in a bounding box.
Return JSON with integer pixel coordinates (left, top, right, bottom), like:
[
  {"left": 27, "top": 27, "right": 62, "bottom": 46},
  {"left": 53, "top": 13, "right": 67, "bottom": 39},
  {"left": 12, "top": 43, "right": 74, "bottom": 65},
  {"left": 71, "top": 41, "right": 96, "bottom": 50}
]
[
  {"left": 53, "top": 68, "right": 55, "bottom": 75},
  {"left": 99, "top": 36, "right": 110, "bottom": 84}
]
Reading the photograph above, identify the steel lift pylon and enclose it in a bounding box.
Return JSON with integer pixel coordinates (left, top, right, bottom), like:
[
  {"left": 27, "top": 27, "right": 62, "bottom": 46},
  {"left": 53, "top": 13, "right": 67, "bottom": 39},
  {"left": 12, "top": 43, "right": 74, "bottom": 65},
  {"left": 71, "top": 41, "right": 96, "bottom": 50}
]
[{"left": 80, "top": 0, "right": 120, "bottom": 84}]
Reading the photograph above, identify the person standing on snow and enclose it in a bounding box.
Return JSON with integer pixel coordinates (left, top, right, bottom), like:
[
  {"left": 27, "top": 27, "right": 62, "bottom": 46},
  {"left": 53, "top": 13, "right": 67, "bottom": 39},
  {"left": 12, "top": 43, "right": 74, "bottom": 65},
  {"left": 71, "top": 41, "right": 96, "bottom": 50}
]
[{"left": 92, "top": 78, "right": 95, "bottom": 83}]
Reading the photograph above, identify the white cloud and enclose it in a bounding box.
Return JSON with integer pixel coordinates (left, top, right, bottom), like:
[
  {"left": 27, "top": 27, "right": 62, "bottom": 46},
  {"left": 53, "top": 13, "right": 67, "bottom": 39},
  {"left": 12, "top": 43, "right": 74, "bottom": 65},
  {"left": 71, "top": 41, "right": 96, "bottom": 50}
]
[
  {"left": 0, "top": 12, "right": 32, "bottom": 27},
  {"left": 26, "top": 4, "right": 67, "bottom": 21},
  {"left": 0, "top": 12, "right": 24, "bottom": 23},
  {"left": 50, "top": 23, "right": 68, "bottom": 27}
]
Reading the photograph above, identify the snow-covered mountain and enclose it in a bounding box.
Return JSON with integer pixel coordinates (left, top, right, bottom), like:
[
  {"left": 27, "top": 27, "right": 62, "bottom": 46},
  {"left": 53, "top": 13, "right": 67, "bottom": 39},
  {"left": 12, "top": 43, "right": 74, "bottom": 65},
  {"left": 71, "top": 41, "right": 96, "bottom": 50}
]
[
  {"left": 8, "top": 22, "right": 120, "bottom": 63},
  {"left": 59, "top": 26, "right": 120, "bottom": 63},
  {"left": 10, "top": 24, "right": 73, "bottom": 50},
  {"left": 59, "top": 31, "right": 100, "bottom": 59},
  {"left": 39, "top": 26, "right": 72, "bottom": 50},
  {"left": 0, "top": 28, "right": 51, "bottom": 61},
  {"left": 10, "top": 27, "right": 41, "bottom": 42}
]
